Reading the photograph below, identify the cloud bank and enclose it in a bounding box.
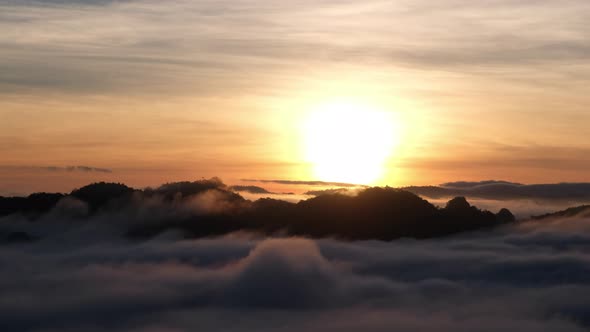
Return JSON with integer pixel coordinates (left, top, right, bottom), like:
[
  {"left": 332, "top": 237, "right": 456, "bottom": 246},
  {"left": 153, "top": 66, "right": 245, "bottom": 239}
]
[{"left": 1, "top": 210, "right": 590, "bottom": 331}]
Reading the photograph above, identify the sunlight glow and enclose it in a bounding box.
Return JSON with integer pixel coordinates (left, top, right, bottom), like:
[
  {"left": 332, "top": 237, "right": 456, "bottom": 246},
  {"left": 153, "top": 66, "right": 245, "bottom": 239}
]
[{"left": 302, "top": 100, "right": 399, "bottom": 185}]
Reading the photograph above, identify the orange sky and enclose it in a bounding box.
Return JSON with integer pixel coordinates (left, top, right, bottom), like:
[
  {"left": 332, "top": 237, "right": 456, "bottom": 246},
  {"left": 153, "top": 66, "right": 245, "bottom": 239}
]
[{"left": 1, "top": 0, "right": 590, "bottom": 195}]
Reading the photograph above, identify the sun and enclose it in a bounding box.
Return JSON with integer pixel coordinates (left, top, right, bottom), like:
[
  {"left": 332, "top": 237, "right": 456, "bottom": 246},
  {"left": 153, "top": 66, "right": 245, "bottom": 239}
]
[{"left": 302, "top": 100, "right": 399, "bottom": 185}]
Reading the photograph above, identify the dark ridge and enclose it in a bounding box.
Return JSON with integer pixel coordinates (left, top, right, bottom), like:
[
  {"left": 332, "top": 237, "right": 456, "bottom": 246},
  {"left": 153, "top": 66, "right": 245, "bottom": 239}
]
[
  {"left": 70, "top": 182, "right": 135, "bottom": 212},
  {"left": 405, "top": 182, "right": 590, "bottom": 201},
  {"left": 532, "top": 205, "right": 590, "bottom": 220},
  {"left": 0, "top": 193, "right": 64, "bottom": 218},
  {"left": 408, "top": 184, "right": 527, "bottom": 199},
  {"left": 497, "top": 208, "right": 516, "bottom": 223},
  {"left": 401, "top": 185, "right": 453, "bottom": 199},
  {"left": 1, "top": 179, "right": 517, "bottom": 241},
  {"left": 230, "top": 185, "right": 273, "bottom": 194},
  {"left": 440, "top": 180, "right": 523, "bottom": 188},
  {"left": 150, "top": 177, "right": 225, "bottom": 198}
]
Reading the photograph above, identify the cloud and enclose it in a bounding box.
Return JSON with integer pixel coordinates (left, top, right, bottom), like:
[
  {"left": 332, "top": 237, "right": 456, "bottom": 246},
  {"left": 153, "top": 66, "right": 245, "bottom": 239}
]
[
  {"left": 405, "top": 181, "right": 590, "bottom": 201},
  {"left": 440, "top": 180, "right": 523, "bottom": 188},
  {"left": 1, "top": 210, "right": 590, "bottom": 331},
  {"left": 230, "top": 185, "right": 295, "bottom": 196},
  {"left": 229, "top": 185, "right": 273, "bottom": 194},
  {"left": 3, "top": 0, "right": 588, "bottom": 97},
  {"left": 0, "top": 165, "right": 113, "bottom": 173},
  {"left": 242, "top": 179, "right": 367, "bottom": 187},
  {"left": 70, "top": 166, "right": 112, "bottom": 173},
  {"left": 402, "top": 181, "right": 590, "bottom": 218},
  {"left": 1, "top": 0, "right": 590, "bottom": 191},
  {"left": 304, "top": 188, "right": 352, "bottom": 196},
  {"left": 18, "top": 0, "right": 122, "bottom": 5}
]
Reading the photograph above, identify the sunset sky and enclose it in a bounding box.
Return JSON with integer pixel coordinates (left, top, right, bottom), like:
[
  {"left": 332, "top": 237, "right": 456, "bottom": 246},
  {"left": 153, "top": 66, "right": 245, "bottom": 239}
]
[{"left": 2, "top": 0, "right": 590, "bottom": 195}]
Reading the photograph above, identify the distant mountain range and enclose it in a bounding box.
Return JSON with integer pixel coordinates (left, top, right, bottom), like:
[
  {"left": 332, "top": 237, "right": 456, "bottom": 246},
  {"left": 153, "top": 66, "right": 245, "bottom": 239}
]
[
  {"left": 403, "top": 181, "right": 590, "bottom": 201},
  {"left": 0, "top": 178, "right": 518, "bottom": 243}
]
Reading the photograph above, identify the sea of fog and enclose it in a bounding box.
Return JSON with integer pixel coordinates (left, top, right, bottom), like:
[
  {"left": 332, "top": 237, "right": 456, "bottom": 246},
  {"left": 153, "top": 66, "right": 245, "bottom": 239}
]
[{"left": 1, "top": 210, "right": 590, "bottom": 331}]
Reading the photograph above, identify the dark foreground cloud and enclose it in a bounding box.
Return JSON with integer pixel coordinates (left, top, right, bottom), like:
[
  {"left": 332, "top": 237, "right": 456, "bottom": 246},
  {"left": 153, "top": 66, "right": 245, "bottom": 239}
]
[{"left": 1, "top": 209, "right": 590, "bottom": 331}]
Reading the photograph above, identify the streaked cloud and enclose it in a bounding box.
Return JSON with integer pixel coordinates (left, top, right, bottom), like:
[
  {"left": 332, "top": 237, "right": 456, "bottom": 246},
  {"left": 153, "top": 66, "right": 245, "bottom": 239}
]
[
  {"left": 242, "top": 179, "right": 366, "bottom": 187},
  {"left": 0, "top": 165, "right": 113, "bottom": 173},
  {"left": 1, "top": 0, "right": 590, "bottom": 191},
  {"left": 1, "top": 0, "right": 589, "bottom": 95}
]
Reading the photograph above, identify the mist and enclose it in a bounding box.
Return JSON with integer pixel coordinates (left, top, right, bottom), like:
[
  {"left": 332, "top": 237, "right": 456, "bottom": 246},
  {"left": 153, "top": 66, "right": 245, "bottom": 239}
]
[
  {"left": 1, "top": 211, "right": 590, "bottom": 331},
  {"left": 1, "top": 179, "right": 589, "bottom": 330}
]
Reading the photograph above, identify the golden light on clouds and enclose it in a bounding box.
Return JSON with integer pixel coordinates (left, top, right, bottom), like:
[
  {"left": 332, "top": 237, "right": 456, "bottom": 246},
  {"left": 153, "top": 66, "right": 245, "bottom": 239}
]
[
  {"left": 2, "top": 0, "right": 590, "bottom": 194},
  {"left": 301, "top": 100, "right": 400, "bottom": 185}
]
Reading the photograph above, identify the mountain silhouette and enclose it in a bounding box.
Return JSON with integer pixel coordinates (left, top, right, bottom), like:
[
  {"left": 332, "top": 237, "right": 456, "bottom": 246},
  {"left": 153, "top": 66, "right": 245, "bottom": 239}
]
[{"left": 0, "top": 179, "right": 516, "bottom": 241}]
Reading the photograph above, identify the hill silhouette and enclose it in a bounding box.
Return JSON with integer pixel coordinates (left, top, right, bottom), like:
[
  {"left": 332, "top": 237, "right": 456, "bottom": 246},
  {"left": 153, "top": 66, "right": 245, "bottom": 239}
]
[
  {"left": 70, "top": 182, "right": 135, "bottom": 212},
  {"left": 0, "top": 193, "right": 64, "bottom": 217},
  {"left": 531, "top": 205, "right": 590, "bottom": 220},
  {"left": 0, "top": 179, "right": 516, "bottom": 241},
  {"left": 404, "top": 181, "right": 590, "bottom": 201}
]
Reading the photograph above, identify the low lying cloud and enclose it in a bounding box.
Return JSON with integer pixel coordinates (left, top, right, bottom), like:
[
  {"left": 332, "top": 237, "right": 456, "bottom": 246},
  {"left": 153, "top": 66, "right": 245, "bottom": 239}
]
[
  {"left": 1, "top": 209, "right": 590, "bottom": 331},
  {"left": 0, "top": 179, "right": 587, "bottom": 330}
]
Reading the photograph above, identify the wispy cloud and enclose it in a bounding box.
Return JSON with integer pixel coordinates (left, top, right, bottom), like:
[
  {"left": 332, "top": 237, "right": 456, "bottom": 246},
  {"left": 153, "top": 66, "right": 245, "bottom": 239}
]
[
  {"left": 0, "top": 165, "right": 113, "bottom": 173},
  {"left": 2, "top": 0, "right": 590, "bottom": 190},
  {"left": 242, "top": 179, "right": 367, "bottom": 187},
  {"left": 1, "top": 0, "right": 589, "bottom": 95}
]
